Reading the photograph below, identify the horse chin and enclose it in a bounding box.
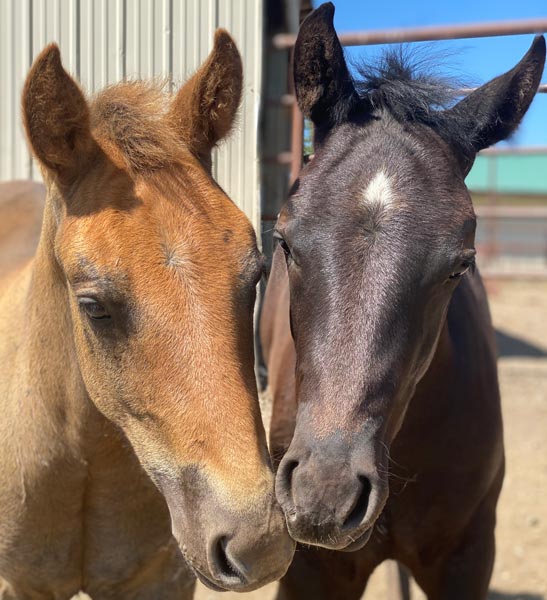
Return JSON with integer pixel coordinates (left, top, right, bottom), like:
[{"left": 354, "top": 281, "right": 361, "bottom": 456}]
[
  {"left": 339, "top": 525, "right": 374, "bottom": 552},
  {"left": 287, "top": 521, "right": 375, "bottom": 553},
  {"left": 192, "top": 568, "right": 228, "bottom": 592}
]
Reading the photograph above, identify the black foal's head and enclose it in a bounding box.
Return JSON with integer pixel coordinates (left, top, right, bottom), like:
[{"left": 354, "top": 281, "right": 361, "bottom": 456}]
[{"left": 274, "top": 2, "right": 545, "bottom": 550}]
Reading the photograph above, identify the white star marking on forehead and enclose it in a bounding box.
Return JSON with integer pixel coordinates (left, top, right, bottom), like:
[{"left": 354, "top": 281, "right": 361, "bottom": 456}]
[{"left": 363, "top": 170, "right": 394, "bottom": 210}]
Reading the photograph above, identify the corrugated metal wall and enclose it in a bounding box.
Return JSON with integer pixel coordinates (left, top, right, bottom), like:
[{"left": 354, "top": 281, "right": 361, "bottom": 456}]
[{"left": 0, "top": 0, "right": 263, "bottom": 228}]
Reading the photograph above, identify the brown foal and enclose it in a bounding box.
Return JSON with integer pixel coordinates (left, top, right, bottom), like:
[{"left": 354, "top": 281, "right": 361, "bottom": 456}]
[{"left": 0, "top": 32, "right": 294, "bottom": 599}]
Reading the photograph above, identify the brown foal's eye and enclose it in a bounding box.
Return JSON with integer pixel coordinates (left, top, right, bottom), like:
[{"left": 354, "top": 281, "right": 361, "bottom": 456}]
[{"left": 78, "top": 297, "right": 111, "bottom": 320}]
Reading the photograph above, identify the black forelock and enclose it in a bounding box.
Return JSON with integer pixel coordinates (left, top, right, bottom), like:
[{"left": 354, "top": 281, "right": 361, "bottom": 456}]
[{"left": 350, "top": 47, "right": 476, "bottom": 157}]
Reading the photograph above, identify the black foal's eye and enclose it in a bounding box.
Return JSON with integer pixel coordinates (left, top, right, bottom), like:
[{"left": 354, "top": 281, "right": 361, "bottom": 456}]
[
  {"left": 273, "top": 232, "right": 292, "bottom": 258},
  {"left": 279, "top": 239, "right": 291, "bottom": 256},
  {"left": 448, "top": 256, "right": 476, "bottom": 280},
  {"left": 78, "top": 297, "right": 111, "bottom": 321}
]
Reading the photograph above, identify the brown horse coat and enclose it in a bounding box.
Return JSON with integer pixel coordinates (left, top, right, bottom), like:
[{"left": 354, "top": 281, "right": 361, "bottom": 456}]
[{"left": 0, "top": 32, "right": 293, "bottom": 599}]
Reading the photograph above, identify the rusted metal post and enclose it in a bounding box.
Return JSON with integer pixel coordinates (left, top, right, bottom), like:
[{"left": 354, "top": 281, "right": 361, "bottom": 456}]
[
  {"left": 287, "top": 29, "right": 305, "bottom": 188},
  {"left": 273, "top": 18, "right": 547, "bottom": 49},
  {"left": 267, "top": 84, "right": 546, "bottom": 117},
  {"left": 386, "top": 561, "right": 411, "bottom": 600},
  {"left": 486, "top": 155, "right": 499, "bottom": 265},
  {"left": 290, "top": 103, "right": 304, "bottom": 186}
]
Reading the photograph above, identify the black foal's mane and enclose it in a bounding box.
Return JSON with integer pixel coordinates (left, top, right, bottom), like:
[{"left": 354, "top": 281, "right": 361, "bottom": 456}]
[{"left": 352, "top": 47, "right": 476, "bottom": 154}]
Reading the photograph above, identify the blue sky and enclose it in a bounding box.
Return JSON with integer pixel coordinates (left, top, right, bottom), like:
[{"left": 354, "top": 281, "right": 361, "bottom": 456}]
[{"left": 312, "top": 0, "right": 546, "bottom": 147}]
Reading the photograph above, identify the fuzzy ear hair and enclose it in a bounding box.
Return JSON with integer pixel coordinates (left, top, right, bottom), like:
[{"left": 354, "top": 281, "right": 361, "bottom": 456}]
[
  {"left": 446, "top": 35, "right": 545, "bottom": 173},
  {"left": 23, "top": 44, "right": 95, "bottom": 185},
  {"left": 169, "top": 29, "right": 243, "bottom": 169},
  {"left": 293, "top": 2, "right": 359, "bottom": 135}
]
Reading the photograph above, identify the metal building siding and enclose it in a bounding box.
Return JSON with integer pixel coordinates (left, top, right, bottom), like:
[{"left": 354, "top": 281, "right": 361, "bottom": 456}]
[{"left": 0, "top": 0, "right": 263, "bottom": 229}]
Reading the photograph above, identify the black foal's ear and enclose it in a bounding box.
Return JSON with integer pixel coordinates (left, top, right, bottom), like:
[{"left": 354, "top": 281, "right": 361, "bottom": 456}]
[
  {"left": 294, "top": 2, "right": 359, "bottom": 135},
  {"left": 446, "top": 35, "right": 545, "bottom": 174}
]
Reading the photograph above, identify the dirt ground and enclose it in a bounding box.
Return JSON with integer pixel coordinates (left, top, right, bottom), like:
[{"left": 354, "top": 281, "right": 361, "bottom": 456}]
[{"left": 195, "top": 279, "right": 547, "bottom": 600}]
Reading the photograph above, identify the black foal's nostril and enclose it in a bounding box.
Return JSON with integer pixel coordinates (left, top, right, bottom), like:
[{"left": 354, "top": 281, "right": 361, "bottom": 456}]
[
  {"left": 210, "top": 537, "right": 246, "bottom": 585},
  {"left": 342, "top": 475, "right": 372, "bottom": 531},
  {"left": 278, "top": 459, "right": 299, "bottom": 504}
]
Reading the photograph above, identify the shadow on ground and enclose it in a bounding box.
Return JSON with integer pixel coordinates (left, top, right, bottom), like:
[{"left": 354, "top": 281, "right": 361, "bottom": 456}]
[
  {"left": 488, "top": 590, "right": 544, "bottom": 600},
  {"left": 495, "top": 329, "right": 547, "bottom": 358}
]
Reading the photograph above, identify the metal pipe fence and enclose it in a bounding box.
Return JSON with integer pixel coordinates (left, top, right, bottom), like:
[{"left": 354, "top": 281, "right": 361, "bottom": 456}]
[{"left": 272, "top": 18, "right": 547, "bottom": 49}]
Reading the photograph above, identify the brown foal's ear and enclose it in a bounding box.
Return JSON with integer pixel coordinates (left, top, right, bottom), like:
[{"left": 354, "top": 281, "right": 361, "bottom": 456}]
[
  {"left": 23, "top": 44, "right": 95, "bottom": 185},
  {"left": 170, "top": 29, "right": 243, "bottom": 168},
  {"left": 445, "top": 35, "right": 545, "bottom": 174}
]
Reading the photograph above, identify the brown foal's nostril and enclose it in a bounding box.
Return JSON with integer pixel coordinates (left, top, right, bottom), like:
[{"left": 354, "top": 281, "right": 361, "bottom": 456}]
[{"left": 209, "top": 536, "right": 248, "bottom": 588}]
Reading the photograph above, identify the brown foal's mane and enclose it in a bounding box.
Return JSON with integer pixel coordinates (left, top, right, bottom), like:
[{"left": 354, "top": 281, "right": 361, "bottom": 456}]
[{"left": 90, "top": 81, "right": 182, "bottom": 174}]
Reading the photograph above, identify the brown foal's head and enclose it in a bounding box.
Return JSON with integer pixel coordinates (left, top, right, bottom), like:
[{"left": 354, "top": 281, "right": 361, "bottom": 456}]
[{"left": 23, "top": 33, "right": 294, "bottom": 591}]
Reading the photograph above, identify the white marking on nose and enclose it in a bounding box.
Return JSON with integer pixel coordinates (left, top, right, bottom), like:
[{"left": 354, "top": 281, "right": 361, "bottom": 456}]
[{"left": 363, "top": 170, "right": 394, "bottom": 210}]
